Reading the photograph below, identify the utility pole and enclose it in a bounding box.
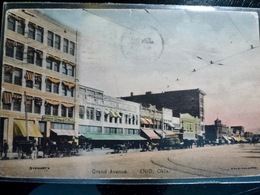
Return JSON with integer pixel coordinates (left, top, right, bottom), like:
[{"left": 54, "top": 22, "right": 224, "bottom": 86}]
[{"left": 24, "top": 91, "right": 29, "bottom": 141}]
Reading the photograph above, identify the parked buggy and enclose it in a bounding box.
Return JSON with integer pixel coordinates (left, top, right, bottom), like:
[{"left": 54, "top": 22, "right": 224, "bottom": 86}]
[{"left": 113, "top": 144, "right": 128, "bottom": 153}]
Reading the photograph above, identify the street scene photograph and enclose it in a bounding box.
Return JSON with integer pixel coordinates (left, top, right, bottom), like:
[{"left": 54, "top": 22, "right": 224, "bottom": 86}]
[{"left": 0, "top": 4, "right": 260, "bottom": 182}]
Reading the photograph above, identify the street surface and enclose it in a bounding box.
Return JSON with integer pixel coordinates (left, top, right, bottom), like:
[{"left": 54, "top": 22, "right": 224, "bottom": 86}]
[{"left": 0, "top": 144, "right": 260, "bottom": 180}]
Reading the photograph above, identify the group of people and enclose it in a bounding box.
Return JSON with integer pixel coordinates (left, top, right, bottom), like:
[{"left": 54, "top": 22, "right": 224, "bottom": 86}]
[{"left": 1, "top": 139, "right": 38, "bottom": 160}]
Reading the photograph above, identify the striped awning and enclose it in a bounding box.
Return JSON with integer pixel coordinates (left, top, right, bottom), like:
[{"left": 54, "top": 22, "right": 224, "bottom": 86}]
[
  {"left": 62, "top": 81, "right": 75, "bottom": 89},
  {"left": 141, "top": 128, "right": 161, "bottom": 140},
  {"left": 2, "top": 91, "right": 12, "bottom": 104},
  {"left": 51, "top": 129, "right": 78, "bottom": 137},
  {"left": 45, "top": 99, "right": 60, "bottom": 106},
  {"left": 14, "top": 120, "right": 43, "bottom": 138},
  {"left": 47, "top": 77, "right": 60, "bottom": 84},
  {"left": 61, "top": 102, "right": 74, "bottom": 108},
  {"left": 4, "top": 65, "right": 15, "bottom": 73},
  {"left": 141, "top": 118, "right": 149, "bottom": 125},
  {"left": 24, "top": 71, "right": 34, "bottom": 81}
]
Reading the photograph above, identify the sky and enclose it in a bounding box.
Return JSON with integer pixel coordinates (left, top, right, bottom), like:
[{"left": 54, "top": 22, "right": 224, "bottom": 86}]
[{"left": 40, "top": 7, "right": 260, "bottom": 131}]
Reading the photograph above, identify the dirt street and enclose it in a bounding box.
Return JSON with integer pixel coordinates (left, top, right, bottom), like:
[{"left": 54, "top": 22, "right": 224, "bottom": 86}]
[{"left": 0, "top": 144, "right": 260, "bottom": 181}]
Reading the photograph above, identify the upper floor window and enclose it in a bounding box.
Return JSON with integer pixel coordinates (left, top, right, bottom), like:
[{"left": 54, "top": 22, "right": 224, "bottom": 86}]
[
  {"left": 15, "top": 42, "right": 24, "bottom": 61},
  {"left": 2, "top": 91, "right": 12, "bottom": 110},
  {"left": 7, "top": 15, "right": 15, "bottom": 31},
  {"left": 13, "top": 93, "right": 22, "bottom": 112},
  {"left": 79, "top": 106, "right": 85, "bottom": 119},
  {"left": 34, "top": 97, "right": 42, "bottom": 114},
  {"left": 67, "top": 64, "right": 74, "bottom": 77},
  {"left": 28, "top": 22, "right": 36, "bottom": 40},
  {"left": 35, "top": 50, "right": 43, "bottom": 67},
  {"left": 5, "top": 39, "right": 15, "bottom": 58},
  {"left": 69, "top": 41, "right": 75, "bottom": 56},
  {"left": 34, "top": 74, "right": 42, "bottom": 90},
  {"left": 47, "top": 31, "right": 54, "bottom": 47},
  {"left": 17, "top": 18, "right": 25, "bottom": 35},
  {"left": 27, "top": 47, "right": 35, "bottom": 64},
  {"left": 55, "top": 34, "right": 61, "bottom": 50},
  {"left": 24, "top": 71, "right": 34, "bottom": 88},
  {"left": 14, "top": 68, "right": 22, "bottom": 86},
  {"left": 36, "top": 26, "right": 44, "bottom": 43},
  {"left": 63, "top": 38, "right": 69, "bottom": 53}
]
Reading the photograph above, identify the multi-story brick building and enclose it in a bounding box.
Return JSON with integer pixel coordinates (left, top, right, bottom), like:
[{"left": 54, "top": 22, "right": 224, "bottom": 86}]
[
  {"left": 121, "top": 88, "right": 206, "bottom": 122},
  {"left": 1, "top": 9, "right": 78, "bottom": 152}
]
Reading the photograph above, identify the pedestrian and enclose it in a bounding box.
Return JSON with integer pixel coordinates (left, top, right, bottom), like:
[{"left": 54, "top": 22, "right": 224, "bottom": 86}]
[
  {"left": 3, "top": 140, "right": 9, "bottom": 159},
  {"left": 31, "top": 142, "right": 37, "bottom": 160}
]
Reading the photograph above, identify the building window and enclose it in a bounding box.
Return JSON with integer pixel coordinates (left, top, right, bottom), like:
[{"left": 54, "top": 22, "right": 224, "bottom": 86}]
[
  {"left": 7, "top": 15, "right": 15, "bottom": 31},
  {"left": 26, "top": 80, "right": 33, "bottom": 88},
  {"left": 62, "top": 63, "right": 67, "bottom": 75},
  {"left": 34, "top": 74, "right": 42, "bottom": 90},
  {"left": 79, "top": 106, "right": 85, "bottom": 119},
  {"left": 45, "top": 103, "right": 51, "bottom": 115},
  {"left": 28, "top": 22, "right": 36, "bottom": 40},
  {"left": 86, "top": 107, "right": 94, "bottom": 120},
  {"left": 24, "top": 71, "right": 34, "bottom": 88},
  {"left": 27, "top": 47, "right": 35, "bottom": 64},
  {"left": 45, "top": 79, "right": 52, "bottom": 92},
  {"left": 69, "top": 41, "right": 75, "bottom": 55},
  {"left": 17, "top": 19, "right": 25, "bottom": 35},
  {"left": 53, "top": 83, "right": 59, "bottom": 94},
  {"left": 47, "top": 31, "right": 54, "bottom": 47},
  {"left": 46, "top": 58, "right": 52, "bottom": 70},
  {"left": 25, "top": 96, "right": 33, "bottom": 113},
  {"left": 62, "top": 85, "right": 67, "bottom": 96},
  {"left": 104, "top": 113, "right": 108, "bottom": 122},
  {"left": 2, "top": 92, "right": 12, "bottom": 110},
  {"left": 63, "top": 38, "right": 68, "bottom": 53},
  {"left": 5, "top": 39, "right": 15, "bottom": 58},
  {"left": 68, "top": 107, "right": 73, "bottom": 118},
  {"left": 36, "top": 26, "right": 44, "bottom": 43},
  {"left": 55, "top": 34, "right": 61, "bottom": 50},
  {"left": 34, "top": 98, "right": 42, "bottom": 114},
  {"left": 15, "top": 42, "right": 24, "bottom": 61},
  {"left": 4, "top": 65, "right": 14, "bottom": 83},
  {"left": 53, "top": 105, "right": 59, "bottom": 116},
  {"left": 13, "top": 94, "right": 22, "bottom": 112},
  {"left": 61, "top": 105, "right": 67, "bottom": 117},
  {"left": 96, "top": 110, "right": 101, "bottom": 121},
  {"left": 67, "top": 65, "right": 74, "bottom": 77},
  {"left": 53, "top": 61, "right": 60, "bottom": 72},
  {"left": 35, "top": 50, "right": 43, "bottom": 67},
  {"left": 14, "top": 68, "right": 22, "bottom": 86}
]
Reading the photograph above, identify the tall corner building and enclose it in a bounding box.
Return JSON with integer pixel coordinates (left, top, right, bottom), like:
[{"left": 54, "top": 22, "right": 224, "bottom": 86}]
[{"left": 1, "top": 9, "right": 78, "bottom": 151}]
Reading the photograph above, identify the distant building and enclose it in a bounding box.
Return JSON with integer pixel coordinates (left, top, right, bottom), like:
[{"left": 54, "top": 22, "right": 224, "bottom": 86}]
[
  {"left": 121, "top": 88, "right": 206, "bottom": 122},
  {"left": 77, "top": 85, "right": 145, "bottom": 148},
  {"left": 231, "top": 126, "right": 245, "bottom": 136},
  {"left": 205, "top": 118, "right": 232, "bottom": 144},
  {"left": 180, "top": 113, "right": 202, "bottom": 140}
]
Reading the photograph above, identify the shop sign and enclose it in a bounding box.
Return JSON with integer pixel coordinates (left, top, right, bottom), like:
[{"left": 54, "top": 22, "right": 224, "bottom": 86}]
[{"left": 42, "top": 115, "right": 74, "bottom": 123}]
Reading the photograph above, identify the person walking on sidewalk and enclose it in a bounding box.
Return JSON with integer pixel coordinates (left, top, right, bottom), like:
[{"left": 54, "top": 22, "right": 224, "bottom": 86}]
[
  {"left": 31, "top": 141, "right": 38, "bottom": 160},
  {"left": 3, "top": 140, "right": 9, "bottom": 159}
]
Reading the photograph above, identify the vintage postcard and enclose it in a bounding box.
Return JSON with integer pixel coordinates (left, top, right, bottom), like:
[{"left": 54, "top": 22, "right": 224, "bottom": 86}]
[{"left": 0, "top": 3, "right": 260, "bottom": 184}]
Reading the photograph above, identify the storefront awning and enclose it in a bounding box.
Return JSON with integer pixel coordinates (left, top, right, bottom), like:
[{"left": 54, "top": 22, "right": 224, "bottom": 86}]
[
  {"left": 14, "top": 120, "right": 43, "bottom": 138},
  {"left": 141, "top": 128, "right": 160, "bottom": 140},
  {"left": 80, "top": 133, "right": 146, "bottom": 141},
  {"left": 141, "top": 118, "right": 149, "bottom": 125},
  {"left": 167, "top": 122, "right": 175, "bottom": 128},
  {"left": 51, "top": 129, "right": 78, "bottom": 137}
]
